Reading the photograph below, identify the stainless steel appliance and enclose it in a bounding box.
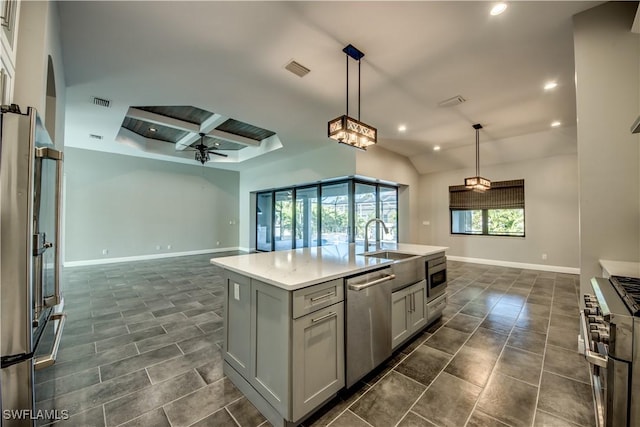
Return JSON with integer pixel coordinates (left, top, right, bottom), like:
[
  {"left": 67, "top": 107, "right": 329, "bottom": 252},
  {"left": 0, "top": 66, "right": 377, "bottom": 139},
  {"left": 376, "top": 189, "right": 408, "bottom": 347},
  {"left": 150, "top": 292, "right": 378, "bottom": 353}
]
[
  {"left": 345, "top": 266, "right": 395, "bottom": 388},
  {"left": 1, "top": 106, "right": 66, "bottom": 426},
  {"left": 581, "top": 276, "right": 640, "bottom": 427},
  {"left": 426, "top": 254, "right": 447, "bottom": 301}
]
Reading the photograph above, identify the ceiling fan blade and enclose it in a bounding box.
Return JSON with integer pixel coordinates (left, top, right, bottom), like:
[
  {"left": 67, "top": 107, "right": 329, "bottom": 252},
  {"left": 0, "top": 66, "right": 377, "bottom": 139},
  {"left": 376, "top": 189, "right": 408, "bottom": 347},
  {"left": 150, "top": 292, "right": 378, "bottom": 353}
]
[{"left": 208, "top": 151, "right": 228, "bottom": 158}]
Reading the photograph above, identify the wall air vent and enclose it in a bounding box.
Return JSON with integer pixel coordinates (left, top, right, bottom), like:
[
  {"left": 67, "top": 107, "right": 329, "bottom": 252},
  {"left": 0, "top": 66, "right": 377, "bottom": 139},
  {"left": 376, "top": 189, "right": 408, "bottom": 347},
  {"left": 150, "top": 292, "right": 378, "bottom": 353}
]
[
  {"left": 89, "top": 134, "right": 103, "bottom": 140},
  {"left": 91, "top": 96, "right": 111, "bottom": 108},
  {"left": 437, "top": 95, "right": 466, "bottom": 107},
  {"left": 284, "top": 60, "right": 311, "bottom": 78}
]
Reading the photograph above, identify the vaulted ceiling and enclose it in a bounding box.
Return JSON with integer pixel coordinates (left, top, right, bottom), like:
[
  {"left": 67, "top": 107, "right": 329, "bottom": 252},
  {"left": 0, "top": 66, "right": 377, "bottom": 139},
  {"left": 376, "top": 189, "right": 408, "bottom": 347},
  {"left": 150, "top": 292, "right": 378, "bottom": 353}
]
[{"left": 58, "top": 1, "right": 609, "bottom": 173}]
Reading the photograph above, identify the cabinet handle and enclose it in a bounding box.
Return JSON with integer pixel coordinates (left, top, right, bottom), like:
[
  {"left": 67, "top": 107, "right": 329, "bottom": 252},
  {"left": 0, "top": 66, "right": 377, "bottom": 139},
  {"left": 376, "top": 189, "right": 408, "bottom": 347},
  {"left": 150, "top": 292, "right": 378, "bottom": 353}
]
[
  {"left": 311, "top": 311, "right": 337, "bottom": 324},
  {"left": 310, "top": 291, "right": 335, "bottom": 302}
]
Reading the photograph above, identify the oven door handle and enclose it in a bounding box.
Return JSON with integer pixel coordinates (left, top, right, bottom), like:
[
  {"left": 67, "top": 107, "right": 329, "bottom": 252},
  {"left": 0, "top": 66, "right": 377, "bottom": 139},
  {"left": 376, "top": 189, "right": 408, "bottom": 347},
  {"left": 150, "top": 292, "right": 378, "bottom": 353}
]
[{"left": 579, "top": 311, "right": 608, "bottom": 368}]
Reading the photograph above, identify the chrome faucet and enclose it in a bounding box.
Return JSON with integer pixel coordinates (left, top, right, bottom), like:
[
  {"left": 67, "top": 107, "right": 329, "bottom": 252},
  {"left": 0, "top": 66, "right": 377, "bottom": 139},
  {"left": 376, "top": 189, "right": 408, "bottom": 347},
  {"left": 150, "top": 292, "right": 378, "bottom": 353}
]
[{"left": 364, "top": 218, "right": 389, "bottom": 251}]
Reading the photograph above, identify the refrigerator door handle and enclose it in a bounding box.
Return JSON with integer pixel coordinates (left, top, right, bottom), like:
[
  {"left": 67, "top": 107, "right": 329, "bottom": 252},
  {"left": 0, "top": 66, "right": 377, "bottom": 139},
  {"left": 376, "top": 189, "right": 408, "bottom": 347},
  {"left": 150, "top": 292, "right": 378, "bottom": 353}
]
[
  {"left": 36, "top": 146, "right": 64, "bottom": 307},
  {"left": 34, "top": 312, "right": 66, "bottom": 370}
]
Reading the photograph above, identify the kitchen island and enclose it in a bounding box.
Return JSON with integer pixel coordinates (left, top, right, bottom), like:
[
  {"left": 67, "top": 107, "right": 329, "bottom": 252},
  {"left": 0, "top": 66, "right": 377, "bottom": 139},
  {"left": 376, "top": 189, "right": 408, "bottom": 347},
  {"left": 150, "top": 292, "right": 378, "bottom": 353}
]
[{"left": 211, "top": 243, "right": 447, "bottom": 427}]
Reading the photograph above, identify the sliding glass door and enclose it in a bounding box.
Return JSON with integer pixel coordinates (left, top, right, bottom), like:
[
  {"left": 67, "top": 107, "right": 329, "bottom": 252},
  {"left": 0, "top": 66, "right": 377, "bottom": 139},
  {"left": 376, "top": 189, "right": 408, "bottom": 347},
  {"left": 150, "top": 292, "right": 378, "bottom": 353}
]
[
  {"left": 295, "top": 186, "right": 319, "bottom": 247},
  {"left": 320, "top": 182, "right": 350, "bottom": 246},
  {"left": 354, "top": 183, "right": 377, "bottom": 244},
  {"left": 256, "top": 192, "right": 273, "bottom": 251},
  {"left": 255, "top": 179, "right": 398, "bottom": 251},
  {"left": 379, "top": 185, "right": 398, "bottom": 243},
  {"left": 274, "top": 190, "right": 293, "bottom": 251}
]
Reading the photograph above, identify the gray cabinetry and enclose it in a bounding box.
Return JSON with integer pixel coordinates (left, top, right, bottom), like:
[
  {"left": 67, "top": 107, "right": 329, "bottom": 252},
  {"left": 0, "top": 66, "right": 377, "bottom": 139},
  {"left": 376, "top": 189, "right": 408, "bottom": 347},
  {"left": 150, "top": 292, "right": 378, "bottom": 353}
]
[
  {"left": 391, "top": 280, "right": 427, "bottom": 349},
  {"left": 225, "top": 271, "right": 251, "bottom": 376},
  {"left": 250, "top": 280, "right": 290, "bottom": 415},
  {"left": 291, "top": 301, "right": 344, "bottom": 421},
  {"left": 224, "top": 274, "right": 344, "bottom": 426}
]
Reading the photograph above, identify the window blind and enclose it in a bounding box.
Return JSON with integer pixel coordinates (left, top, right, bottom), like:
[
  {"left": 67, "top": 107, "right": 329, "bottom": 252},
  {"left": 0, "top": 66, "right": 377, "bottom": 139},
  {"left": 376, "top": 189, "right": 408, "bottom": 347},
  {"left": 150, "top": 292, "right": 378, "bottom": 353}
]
[{"left": 449, "top": 179, "right": 524, "bottom": 210}]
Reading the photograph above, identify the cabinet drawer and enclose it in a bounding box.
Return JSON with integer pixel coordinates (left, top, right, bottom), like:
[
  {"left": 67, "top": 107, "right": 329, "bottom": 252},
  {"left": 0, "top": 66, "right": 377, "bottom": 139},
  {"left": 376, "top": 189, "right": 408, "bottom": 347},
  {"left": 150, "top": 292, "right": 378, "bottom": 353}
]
[{"left": 292, "top": 279, "right": 344, "bottom": 318}]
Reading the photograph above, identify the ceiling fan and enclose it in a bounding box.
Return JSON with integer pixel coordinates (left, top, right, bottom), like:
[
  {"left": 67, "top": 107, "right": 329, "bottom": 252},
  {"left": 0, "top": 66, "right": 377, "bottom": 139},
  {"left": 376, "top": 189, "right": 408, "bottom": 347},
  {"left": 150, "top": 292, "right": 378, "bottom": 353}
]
[{"left": 185, "top": 132, "right": 228, "bottom": 164}]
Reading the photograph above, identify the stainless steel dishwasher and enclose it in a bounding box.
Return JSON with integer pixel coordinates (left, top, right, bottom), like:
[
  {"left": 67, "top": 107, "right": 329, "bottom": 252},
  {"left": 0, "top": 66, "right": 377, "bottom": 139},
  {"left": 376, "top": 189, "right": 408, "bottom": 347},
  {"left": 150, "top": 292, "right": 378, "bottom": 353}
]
[{"left": 345, "top": 266, "right": 395, "bottom": 388}]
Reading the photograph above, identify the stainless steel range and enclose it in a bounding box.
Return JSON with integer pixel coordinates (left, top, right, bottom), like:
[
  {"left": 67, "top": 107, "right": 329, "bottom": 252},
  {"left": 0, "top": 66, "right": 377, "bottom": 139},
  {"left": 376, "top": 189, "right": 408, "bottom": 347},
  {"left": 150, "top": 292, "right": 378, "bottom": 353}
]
[{"left": 581, "top": 275, "right": 640, "bottom": 427}]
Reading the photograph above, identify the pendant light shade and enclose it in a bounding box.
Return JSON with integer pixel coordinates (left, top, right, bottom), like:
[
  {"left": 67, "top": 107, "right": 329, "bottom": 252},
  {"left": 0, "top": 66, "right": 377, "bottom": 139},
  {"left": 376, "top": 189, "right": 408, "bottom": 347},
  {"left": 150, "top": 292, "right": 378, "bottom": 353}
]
[
  {"left": 327, "top": 44, "right": 377, "bottom": 150},
  {"left": 465, "top": 123, "right": 491, "bottom": 192}
]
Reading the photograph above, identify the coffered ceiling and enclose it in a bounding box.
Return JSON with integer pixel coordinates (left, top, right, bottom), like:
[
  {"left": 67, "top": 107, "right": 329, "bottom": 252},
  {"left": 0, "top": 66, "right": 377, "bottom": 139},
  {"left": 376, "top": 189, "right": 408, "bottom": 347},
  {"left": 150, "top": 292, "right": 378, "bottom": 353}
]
[{"left": 57, "top": 1, "right": 612, "bottom": 173}]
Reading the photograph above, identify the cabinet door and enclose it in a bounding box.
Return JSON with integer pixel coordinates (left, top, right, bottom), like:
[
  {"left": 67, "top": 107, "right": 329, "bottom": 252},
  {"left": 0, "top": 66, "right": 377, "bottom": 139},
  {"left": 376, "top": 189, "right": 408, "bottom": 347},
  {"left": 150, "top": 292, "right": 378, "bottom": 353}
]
[
  {"left": 391, "top": 288, "right": 410, "bottom": 349},
  {"left": 409, "top": 284, "right": 427, "bottom": 332},
  {"left": 250, "top": 280, "right": 290, "bottom": 416},
  {"left": 225, "top": 272, "right": 251, "bottom": 376},
  {"left": 291, "top": 302, "right": 344, "bottom": 421}
]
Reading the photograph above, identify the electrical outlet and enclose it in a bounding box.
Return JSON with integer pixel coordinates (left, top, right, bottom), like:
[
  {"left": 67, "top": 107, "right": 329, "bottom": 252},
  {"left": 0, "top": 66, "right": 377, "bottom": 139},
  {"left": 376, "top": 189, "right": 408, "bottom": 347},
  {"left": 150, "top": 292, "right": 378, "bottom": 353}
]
[
  {"left": 102, "top": 249, "right": 109, "bottom": 255},
  {"left": 542, "top": 253, "right": 548, "bottom": 260},
  {"left": 167, "top": 244, "right": 172, "bottom": 250},
  {"left": 156, "top": 245, "right": 161, "bottom": 251},
  {"left": 216, "top": 241, "right": 220, "bottom": 246}
]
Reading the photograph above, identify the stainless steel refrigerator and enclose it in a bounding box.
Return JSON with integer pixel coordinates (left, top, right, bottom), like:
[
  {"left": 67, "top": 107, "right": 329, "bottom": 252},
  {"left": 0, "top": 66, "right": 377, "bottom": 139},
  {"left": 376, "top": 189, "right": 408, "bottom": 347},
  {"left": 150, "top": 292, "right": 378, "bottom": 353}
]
[{"left": 1, "top": 106, "right": 66, "bottom": 426}]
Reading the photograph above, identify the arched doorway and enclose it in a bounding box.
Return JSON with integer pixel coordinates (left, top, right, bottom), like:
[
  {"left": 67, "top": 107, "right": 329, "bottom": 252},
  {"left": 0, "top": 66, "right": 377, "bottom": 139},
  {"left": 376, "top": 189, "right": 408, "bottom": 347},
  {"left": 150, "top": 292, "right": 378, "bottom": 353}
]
[{"left": 45, "top": 55, "right": 56, "bottom": 139}]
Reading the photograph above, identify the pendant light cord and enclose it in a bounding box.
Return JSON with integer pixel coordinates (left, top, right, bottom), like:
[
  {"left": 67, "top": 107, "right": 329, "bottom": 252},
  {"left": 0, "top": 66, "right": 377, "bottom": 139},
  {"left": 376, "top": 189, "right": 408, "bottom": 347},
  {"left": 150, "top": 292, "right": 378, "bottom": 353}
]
[
  {"left": 358, "top": 59, "right": 361, "bottom": 121},
  {"left": 476, "top": 128, "right": 480, "bottom": 176},
  {"left": 345, "top": 54, "right": 349, "bottom": 117}
]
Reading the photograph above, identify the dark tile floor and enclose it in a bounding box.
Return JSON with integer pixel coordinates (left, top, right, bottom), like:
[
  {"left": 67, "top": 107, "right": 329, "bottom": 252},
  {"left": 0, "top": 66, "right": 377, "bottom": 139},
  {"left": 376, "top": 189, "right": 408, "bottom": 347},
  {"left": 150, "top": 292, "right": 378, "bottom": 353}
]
[{"left": 37, "top": 255, "right": 595, "bottom": 427}]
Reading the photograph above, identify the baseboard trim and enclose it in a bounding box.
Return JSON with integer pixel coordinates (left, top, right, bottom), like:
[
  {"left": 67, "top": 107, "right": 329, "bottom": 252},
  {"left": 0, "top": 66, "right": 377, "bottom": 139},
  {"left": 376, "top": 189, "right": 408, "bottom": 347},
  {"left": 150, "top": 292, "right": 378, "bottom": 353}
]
[
  {"left": 64, "top": 247, "right": 242, "bottom": 267},
  {"left": 446, "top": 255, "right": 580, "bottom": 275}
]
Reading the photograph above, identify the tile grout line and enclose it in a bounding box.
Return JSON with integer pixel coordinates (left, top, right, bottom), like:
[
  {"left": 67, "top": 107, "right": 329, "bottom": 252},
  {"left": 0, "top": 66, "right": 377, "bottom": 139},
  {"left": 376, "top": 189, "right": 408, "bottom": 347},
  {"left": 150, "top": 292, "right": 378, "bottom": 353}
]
[
  {"left": 398, "top": 272, "right": 513, "bottom": 427},
  {"left": 530, "top": 275, "right": 557, "bottom": 427},
  {"left": 461, "top": 272, "right": 540, "bottom": 427}
]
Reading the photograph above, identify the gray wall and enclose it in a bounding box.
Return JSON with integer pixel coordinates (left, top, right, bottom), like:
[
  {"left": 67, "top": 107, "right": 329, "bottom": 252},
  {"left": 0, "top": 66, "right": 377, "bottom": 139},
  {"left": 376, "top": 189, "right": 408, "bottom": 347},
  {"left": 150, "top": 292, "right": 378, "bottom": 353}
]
[
  {"left": 64, "top": 148, "right": 240, "bottom": 263},
  {"left": 418, "top": 153, "right": 580, "bottom": 270},
  {"left": 574, "top": 2, "right": 640, "bottom": 293}
]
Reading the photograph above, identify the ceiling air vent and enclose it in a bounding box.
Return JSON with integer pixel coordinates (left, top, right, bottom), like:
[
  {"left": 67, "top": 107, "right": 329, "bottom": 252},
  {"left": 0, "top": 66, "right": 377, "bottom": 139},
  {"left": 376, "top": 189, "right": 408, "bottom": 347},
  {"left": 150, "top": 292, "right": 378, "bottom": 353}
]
[
  {"left": 91, "top": 96, "right": 111, "bottom": 108},
  {"left": 285, "top": 60, "right": 311, "bottom": 78},
  {"left": 437, "top": 95, "right": 466, "bottom": 107},
  {"left": 89, "top": 134, "right": 103, "bottom": 140}
]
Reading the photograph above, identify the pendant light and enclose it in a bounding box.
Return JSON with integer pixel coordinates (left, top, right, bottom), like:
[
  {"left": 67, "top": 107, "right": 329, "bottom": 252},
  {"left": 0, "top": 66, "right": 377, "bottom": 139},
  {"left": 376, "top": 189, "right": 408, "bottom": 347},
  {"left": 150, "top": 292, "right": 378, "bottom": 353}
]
[
  {"left": 327, "top": 44, "right": 377, "bottom": 150},
  {"left": 464, "top": 123, "right": 491, "bottom": 192}
]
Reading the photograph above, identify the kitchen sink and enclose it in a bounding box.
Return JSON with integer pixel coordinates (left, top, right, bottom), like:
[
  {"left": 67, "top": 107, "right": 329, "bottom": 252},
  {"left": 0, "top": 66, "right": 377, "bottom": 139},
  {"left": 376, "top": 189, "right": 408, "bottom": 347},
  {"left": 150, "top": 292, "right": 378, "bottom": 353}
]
[{"left": 364, "top": 251, "right": 417, "bottom": 261}]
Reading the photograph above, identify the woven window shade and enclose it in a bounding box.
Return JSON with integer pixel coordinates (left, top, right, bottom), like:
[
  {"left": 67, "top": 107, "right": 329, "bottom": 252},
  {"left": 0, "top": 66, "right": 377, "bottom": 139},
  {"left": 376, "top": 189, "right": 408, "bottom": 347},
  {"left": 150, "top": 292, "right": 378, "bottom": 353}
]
[{"left": 449, "top": 179, "right": 524, "bottom": 210}]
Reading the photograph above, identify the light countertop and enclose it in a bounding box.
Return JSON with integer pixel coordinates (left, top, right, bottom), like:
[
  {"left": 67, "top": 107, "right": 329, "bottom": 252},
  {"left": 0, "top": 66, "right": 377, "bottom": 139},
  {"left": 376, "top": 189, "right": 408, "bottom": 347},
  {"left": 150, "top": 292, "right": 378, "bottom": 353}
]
[
  {"left": 211, "top": 243, "right": 448, "bottom": 290},
  {"left": 599, "top": 259, "right": 640, "bottom": 279}
]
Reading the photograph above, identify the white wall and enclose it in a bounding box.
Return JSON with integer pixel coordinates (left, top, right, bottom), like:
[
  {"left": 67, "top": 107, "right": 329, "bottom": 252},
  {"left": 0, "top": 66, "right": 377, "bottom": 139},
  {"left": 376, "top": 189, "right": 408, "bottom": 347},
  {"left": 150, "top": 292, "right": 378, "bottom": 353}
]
[
  {"left": 13, "top": 1, "right": 66, "bottom": 150},
  {"left": 418, "top": 153, "right": 580, "bottom": 270},
  {"left": 64, "top": 148, "right": 240, "bottom": 263},
  {"left": 355, "top": 145, "right": 421, "bottom": 243},
  {"left": 573, "top": 2, "right": 640, "bottom": 294},
  {"left": 238, "top": 143, "right": 356, "bottom": 249}
]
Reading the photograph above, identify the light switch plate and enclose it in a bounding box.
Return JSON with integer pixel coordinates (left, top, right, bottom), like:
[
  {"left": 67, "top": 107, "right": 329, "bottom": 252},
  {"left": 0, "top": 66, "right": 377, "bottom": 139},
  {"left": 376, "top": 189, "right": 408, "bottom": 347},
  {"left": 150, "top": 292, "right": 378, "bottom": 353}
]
[{"left": 234, "top": 282, "right": 240, "bottom": 300}]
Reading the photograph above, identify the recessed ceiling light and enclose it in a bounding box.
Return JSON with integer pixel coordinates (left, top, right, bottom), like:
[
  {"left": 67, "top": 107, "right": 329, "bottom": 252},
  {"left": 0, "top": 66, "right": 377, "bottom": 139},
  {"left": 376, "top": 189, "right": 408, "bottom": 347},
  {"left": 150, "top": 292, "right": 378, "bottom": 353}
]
[
  {"left": 490, "top": 3, "right": 507, "bottom": 16},
  {"left": 544, "top": 81, "right": 558, "bottom": 90},
  {"left": 433, "top": 145, "right": 441, "bottom": 151},
  {"left": 551, "top": 121, "right": 561, "bottom": 127},
  {"left": 149, "top": 127, "right": 157, "bottom": 132},
  {"left": 398, "top": 125, "right": 407, "bottom": 132}
]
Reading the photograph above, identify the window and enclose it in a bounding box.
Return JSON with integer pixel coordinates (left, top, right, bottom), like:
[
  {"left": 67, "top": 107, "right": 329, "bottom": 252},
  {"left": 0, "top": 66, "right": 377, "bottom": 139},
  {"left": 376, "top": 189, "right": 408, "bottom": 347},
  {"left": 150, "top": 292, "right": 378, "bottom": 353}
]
[
  {"left": 449, "top": 180, "right": 525, "bottom": 237},
  {"left": 255, "top": 179, "right": 398, "bottom": 251}
]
